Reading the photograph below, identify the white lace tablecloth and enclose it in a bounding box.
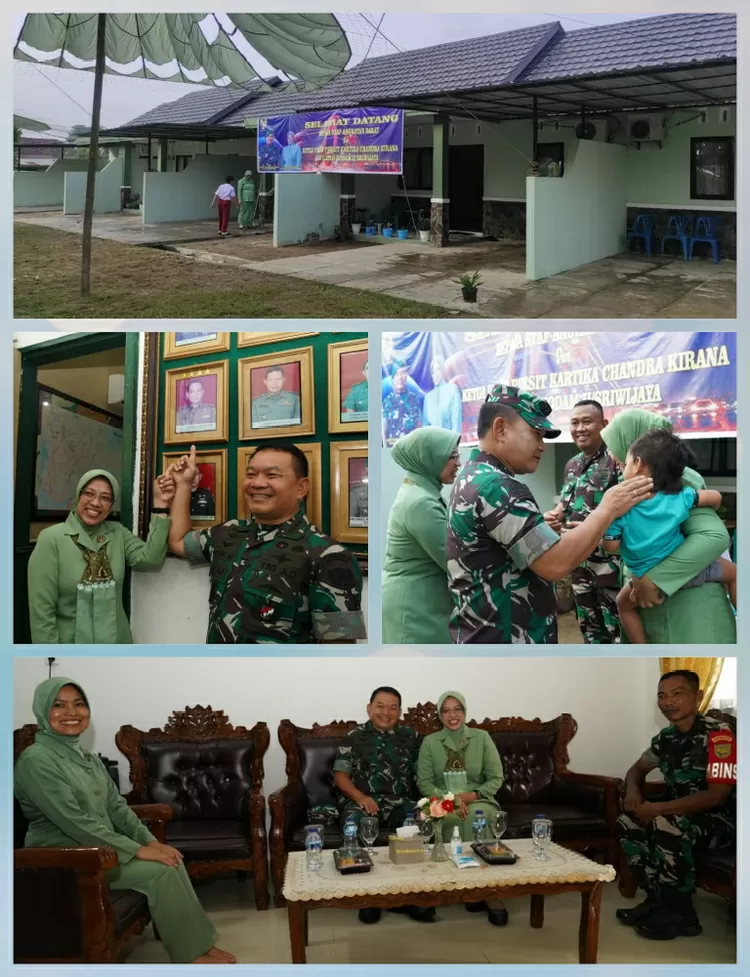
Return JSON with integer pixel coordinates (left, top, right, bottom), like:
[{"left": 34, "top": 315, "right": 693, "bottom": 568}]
[{"left": 283, "top": 840, "right": 616, "bottom": 902}]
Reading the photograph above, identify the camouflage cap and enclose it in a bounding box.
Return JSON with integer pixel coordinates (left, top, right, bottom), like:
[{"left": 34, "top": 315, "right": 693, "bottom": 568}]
[
  {"left": 390, "top": 357, "right": 409, "bottom": 376},
  {"left": 485, "top": 384, "right": 561, "bottom": 438}
]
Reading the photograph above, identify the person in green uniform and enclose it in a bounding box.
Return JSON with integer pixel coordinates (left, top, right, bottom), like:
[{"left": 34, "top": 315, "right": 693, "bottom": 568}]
[
  {"left": 417, "top": 691, "right": 507, "bottom": 926},
  {"left": 342, "top": 359, "right": 368, "bottom": 419},
  {"left": 616, "top": 669, "right": 735, "bottom": 939},
  {"left": 14, "top": 677, "right": 236, "bottom": 964},
  {"left": 27, "top": 469, "right": 173, "bottom": 644},
  {"left": 236, "top": 170, "right": 256, "bottom": 230},
  {"left": 251, "top": 367, "right": 301, "bottom": 428},
  {"left": 382, "top": 427, "right": 460, "bottom": 644},
  {"left": 333, "top": 686, "right": 433, "bottom": 925},
  {"left": 446, "top": 386, "right": 653, "bottom": 644},
  {"left": 165, "top": 442, "right": 366, "bottom": 644},
  {"left": 544, "top": 399, "right": 622, "bottom": 643},
  {"left": 601, "top": 408, "right": 736, "bottom": 644}
]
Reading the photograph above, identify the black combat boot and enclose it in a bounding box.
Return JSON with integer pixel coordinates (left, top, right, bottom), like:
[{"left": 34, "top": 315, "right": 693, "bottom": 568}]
[
  {"left": 635, "top": 888, "right": 702, "bottom": 940},
  {"left": 616, "top": 885, "right": 660, "bottom": 927}
]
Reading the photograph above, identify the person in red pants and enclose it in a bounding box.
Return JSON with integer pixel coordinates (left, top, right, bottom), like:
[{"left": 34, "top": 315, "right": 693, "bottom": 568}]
[{"left": 211, "top": 176, "right": 236, "bottom": 236}]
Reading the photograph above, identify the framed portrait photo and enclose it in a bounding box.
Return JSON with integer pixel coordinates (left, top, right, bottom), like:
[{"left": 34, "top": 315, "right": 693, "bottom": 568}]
[
  {"left": 163, "top": 332, "right": 230, "bottom": 360},
  {"left": 238, "top": 347, "right": 315, "bottom": 440},
  {"left": 237, "top": 331, "right": 318, "bottom": 349},
  {"left": 162, "top": 449, "right": 227, "bottom": 529},
  {"left": 328, "top": 338, "right": 368, "bottom": 434},
  {"left": 164, "top": 360, "right": 228, "bottom": 445},
  {"left": 330, "top": 441, "right": 368, "bottom": 544},
  {"left": 236, "top": 443, "right": 322, "bottom": 528}
]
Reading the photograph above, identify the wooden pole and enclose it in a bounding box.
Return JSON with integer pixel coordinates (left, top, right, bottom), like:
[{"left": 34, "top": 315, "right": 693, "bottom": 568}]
[{"left": 81, "top": 13, "right": 107, "bottom": 295}]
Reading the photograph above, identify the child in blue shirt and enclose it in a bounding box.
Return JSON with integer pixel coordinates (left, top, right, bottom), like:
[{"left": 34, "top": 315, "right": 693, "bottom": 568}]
[{"left": 603, "top": 428, "right": 736, "bottom": 643}]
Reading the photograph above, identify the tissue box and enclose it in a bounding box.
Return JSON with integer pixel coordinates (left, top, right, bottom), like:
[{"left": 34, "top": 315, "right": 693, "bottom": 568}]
[{"left": 388, "top": 835, "right": 425, "bottom": 864}]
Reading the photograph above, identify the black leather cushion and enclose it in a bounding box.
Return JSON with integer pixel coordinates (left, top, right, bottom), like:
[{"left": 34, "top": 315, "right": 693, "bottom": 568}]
[
  {"left": 697, "top": 850, "right": 735, "bottom": 888},
  {"left": 296, "top": 736, "right": 342, "bottom": 808},
  {"left": 166, "top": 820, "right": 251, "bottom": 860},
  {"left": 140, "top": 739, "right": 254, "bottom": 820},
  {"left": 492, "top": 731, "right": 556, "bottom": 805},
  {"left": 504, "top": 803, "right": 609, "bottom": 841},
  {"left": 111, "top": 888, "right": 149, "bottom": 937}
]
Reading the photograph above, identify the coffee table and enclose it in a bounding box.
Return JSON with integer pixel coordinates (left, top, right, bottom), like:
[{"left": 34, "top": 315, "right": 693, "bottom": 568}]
[{"left": 283, "top": 839, "right": 616, "bottom": 964}]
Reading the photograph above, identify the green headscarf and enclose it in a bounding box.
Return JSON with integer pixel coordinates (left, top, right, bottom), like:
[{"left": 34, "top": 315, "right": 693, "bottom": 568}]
[
  {"left": 437, "top": 690, "right": 468, "bottom": 747},
  {"left": 33, "top": 676, "right": 89, "bottom": 752},
  {"left": 600, "top": 409, "right": 670, "bottom": 465},
  {"left": 392, "top": 427, "right": 460, "bottom": 489},
  {"left": 75, "top": 469, "right": 120, "bottom": 516}
]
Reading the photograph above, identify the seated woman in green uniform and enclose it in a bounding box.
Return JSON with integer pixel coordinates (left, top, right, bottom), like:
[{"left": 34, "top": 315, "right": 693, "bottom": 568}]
[
  {"left": 14, "top": 678, "right": 236, "bottom": 965},
  {"left": 27, "top": 469, "right": 173, "bottom": 644},
  {"left": 417, "top": 691, "right": 508, "bottom": 926},
  {"left": 601, "top": 409, "right": 736, "bottom": 644},
  {"left": 382, "top": 427, "right": 460, "bottom": 644}
]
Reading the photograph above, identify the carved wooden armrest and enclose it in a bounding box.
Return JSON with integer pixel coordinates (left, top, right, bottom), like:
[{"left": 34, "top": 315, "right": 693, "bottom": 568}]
[
  {"left": 15, "top": 844, "right": 119, "bottom": 872},
  {"left": 130, "top": 802, "right": 173, "bottom": 822},
  {"left": 269, "top": 782, "right": 307, "bottom": 843}
]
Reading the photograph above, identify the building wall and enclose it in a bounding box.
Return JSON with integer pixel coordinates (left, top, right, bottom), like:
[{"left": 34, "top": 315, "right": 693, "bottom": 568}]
[
  {"left": 526, "top": 140, "right": 628, "bottom": 280},
  {"left": 141, "top": 154, "right": 256, "bottom": 222},
  {"left": 13, "top": 158, "right": 97, "bottom": 208},
  {"left": 273, "top": 172, "right": 341, "bottom": 245},
  {"left": 13, "top": 655, "right": 665, "bottom": 800},
  {"left": 63, "top": 156, "right": 124, "bottom": 215}
]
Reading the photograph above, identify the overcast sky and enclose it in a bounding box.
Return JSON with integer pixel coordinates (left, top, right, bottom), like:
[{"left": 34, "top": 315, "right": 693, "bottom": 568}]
[{"left": 14, "top": 12, "right": 650, "bottom": 137}]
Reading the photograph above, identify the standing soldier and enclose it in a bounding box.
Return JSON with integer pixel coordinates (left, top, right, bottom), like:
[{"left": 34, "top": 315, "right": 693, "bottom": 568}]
[
  {"left": 165, "top": 442, "right": 366, "bottom": 644},
  {"left": 446, "top": 385, "right": 653, "bottom": 643},
  {"left": 251, "top": 366, "right": 301, "bottom": 428},
  {"left": 383, "top": 359, "right": 422, "bottom": 446},
  {"left": 616, "top": 670, "right": 735, "bottom": 940},
  {"left": 544, "top": 400, "right": 622, "bottom": 643},
  {"left": 333, "top": 686, "right": 434, "bottom": 925},
  {"left": 343, "top": 359, "right": 369, "bottom": 418}
]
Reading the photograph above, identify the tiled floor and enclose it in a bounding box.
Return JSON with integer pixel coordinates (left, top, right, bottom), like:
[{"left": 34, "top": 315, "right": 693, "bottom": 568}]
[{"left": 122, "top": 877, "right": 735, "bottom": 964}]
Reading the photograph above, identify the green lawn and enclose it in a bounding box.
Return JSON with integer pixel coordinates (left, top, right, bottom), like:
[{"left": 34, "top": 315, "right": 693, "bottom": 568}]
[{"left": 14, "top": 224, "right": 473, "bottom": 319}]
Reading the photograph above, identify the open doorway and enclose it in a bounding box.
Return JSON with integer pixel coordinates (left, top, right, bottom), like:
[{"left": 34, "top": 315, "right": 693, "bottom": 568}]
[
  {"left": 14, "top": 333, "right": 134, "bottom": 643},
  {"left": 449, "top": 144, "right": 484, "bottom": 233}
]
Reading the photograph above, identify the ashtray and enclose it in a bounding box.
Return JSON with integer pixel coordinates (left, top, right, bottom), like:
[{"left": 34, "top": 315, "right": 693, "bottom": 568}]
[
  {"left": 333, "top": 848, "right": 373, "bottom": 874},
  {"left": 470, "top": 842, "right": 519, "bottom": 865}
]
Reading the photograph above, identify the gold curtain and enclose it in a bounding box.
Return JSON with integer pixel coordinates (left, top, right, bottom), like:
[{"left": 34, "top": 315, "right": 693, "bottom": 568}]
[{"left": 660, "top": 658, "right": 724, "bottom": 710}]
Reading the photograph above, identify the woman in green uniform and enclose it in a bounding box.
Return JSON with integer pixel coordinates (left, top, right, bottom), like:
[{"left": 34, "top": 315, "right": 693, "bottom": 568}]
[
  {"left": 417, "top": 691, "right": 507, "bottom": 926},
  {"left": 236, "top": 170, "right": 256, "bottom": 230},
  {"left": 28, "top": 470, "right": 171, "bottom": 644},
  {"left": 382, "top": 427, "right": 460, "bottom": 643},
  {"left": 14, "top": 677, "right": 236, "bottom": 964},
  {"left": 601, "top": 409, "right": 736, "bottom": 644}
]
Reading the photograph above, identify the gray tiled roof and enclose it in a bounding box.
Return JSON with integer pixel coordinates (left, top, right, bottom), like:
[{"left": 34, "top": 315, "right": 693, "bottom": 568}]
[
  {"left": 220, "top": 22, "right": 559, "bottom": 124},
  {"left": 520, "top": 13, "right": 736, "bottom": 84},
  {"left": 125, "top": 76, "right": 282, "bottom": 128}
]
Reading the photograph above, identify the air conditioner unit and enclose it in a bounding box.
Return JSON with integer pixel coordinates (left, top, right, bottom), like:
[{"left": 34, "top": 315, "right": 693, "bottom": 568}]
[
  {"left": 627, "top": 114, "right": 665, "bottom": 142},
  {"left": 573, "top": 119, "right": 610, "bottom": 142}
]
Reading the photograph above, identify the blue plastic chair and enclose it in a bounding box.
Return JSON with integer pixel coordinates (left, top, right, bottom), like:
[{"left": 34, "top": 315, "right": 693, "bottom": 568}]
[
  {"left": 627, "top": 213, "right": 656, "bottom": 257},
  {"left": 689, "top": 215, "right": 723, "bottom": 263},
  {"left": 661, "top": 215, "right": 693, "bottom": 261}
]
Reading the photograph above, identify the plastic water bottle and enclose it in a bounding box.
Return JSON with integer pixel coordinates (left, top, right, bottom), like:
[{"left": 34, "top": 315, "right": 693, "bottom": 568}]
[
  {"left": 472, "top": 808, "right": 487, "bottom": 843},
  {"left": 451, "top": 826, "right": 463, "bottom": 857},
  {"left": 403, "top": 812, "right": 417, "bottom": 830},
  {"left": 343, "top": 814, "right": 359, "bottom": 851},
  {"left": 305, "top": 826, "right": 323, "bottom": 873}
]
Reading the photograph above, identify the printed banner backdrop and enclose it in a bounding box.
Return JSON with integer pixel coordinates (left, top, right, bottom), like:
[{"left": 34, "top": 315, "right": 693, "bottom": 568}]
[
  {"left": 383, "top": 331, "right": 737, "bottom": 445},
  {"left": 256, "top": 106, "right": 404, "bottom": 174}
]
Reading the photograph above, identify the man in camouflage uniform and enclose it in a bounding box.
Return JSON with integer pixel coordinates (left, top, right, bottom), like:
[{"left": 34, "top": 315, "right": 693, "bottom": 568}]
[
  {"left": 166, "top": 442, "right": 366, "bottom": 644},
  {"left": 616, "top": 670, "right": 735, "bottom": 940},
  {"left": 343, "top": 359, "right": 368, "bottom": 417},
  {"left": 258, "top": 130, "right": 282, "bottom": 170},
  {"left": 446, "top": 385, "right": 653, "bottom": 644},
  {"left": 383, "top": 359, "right": 422, "bottom": 446},
  {"left": 176, "top": 378, "right": 217, "bottom": 432},
  {"left": 333, "top": 686, "right": 434, "bottom": 925},
  {"left": 544, "top": 400, "right": 622, "bottom": 643},
  {"left": 251, "top": 366, "right": 301, "bottom": 428}
]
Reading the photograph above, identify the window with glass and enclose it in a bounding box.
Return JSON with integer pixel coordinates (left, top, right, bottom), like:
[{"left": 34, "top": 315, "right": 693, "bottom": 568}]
[
  {"left": 398, "top": 148, "right": 433, "bottom": 191},
  {"left": 690, "top": 137, "right": 735, "bottom": 200}
]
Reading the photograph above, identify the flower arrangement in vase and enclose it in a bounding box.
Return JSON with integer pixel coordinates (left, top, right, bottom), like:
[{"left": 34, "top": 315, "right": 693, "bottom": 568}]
[{"left": 416, "top": 793, "right": 455, "bottom": 861}]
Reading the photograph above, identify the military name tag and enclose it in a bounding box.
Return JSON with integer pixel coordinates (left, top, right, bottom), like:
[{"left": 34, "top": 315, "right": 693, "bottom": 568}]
[{"left": 707, "top": 730, "right": 736, "bottom": 783}]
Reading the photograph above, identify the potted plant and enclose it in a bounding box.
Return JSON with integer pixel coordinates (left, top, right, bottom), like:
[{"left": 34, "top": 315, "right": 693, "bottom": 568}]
[
  {"left": 382, "top": 219, "right": 394, "bottom": 238},
  {"left": 351, "top": 220, "right": 362, "bottom": 235},
  {"left": 418, "top": 213, "right": 431, "bottom": 243},
  {"left": 396, "top": 218, "right": 409, "bottom": 241},
  {"left": 365, "top": 218, "right": 377, "bottom": 237},
  {"left": 455, "top": 270, "right": 483, "bottom": 302}
]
